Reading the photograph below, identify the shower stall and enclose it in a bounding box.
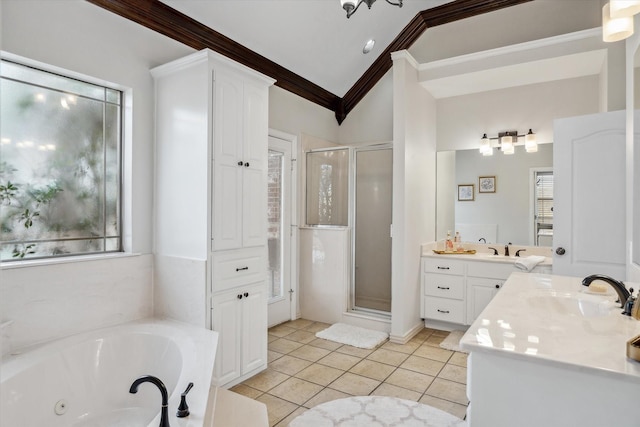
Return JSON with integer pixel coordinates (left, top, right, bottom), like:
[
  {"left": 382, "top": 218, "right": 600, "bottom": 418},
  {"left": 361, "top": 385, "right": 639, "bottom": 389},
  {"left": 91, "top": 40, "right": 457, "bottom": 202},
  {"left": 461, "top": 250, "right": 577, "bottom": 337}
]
[{"left": 305, "top": 144, "right": 392, "bottom": 316}]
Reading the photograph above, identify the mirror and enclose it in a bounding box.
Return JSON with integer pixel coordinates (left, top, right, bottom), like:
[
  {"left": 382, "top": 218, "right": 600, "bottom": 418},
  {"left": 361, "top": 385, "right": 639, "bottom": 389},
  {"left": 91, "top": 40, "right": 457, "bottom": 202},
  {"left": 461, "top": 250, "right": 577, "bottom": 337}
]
[{"left": 436, "top": 144, "right": 553, "bottom": 246}]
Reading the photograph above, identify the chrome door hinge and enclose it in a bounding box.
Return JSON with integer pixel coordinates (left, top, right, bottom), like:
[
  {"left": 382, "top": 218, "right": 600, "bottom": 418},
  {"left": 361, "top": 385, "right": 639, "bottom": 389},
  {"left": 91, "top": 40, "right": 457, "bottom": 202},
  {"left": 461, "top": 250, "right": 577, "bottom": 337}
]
[
  {"left": 289, "top": 288, "right": 294, "bottom": 301},
  {"left": 291, "top": 158, "right": 297, "bottom": 171}
]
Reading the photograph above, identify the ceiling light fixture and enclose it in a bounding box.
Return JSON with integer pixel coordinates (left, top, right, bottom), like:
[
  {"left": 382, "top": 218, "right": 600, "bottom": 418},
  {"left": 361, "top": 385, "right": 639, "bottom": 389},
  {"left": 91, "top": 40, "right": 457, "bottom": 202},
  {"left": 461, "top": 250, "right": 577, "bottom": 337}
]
[
  {"left": 602, "top": 1, "right": 640, "bottom": 42},
  {"left": 363, "top": 39, "right": 376, "bottom": 54},
  {"left": 340, "top": 0, "right": 403, "bottom": 19},
  {"left": 479, "top": 130, "right": 538, "bottom": 156}
]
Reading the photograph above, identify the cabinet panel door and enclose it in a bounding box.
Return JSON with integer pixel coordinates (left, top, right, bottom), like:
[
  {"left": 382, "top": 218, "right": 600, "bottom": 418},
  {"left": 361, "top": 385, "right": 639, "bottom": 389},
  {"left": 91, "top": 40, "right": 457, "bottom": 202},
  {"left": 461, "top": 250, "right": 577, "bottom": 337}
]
[
  {"left": 213, "top": 162, "right": 243, "bottom": 250},
  {"left": 243, "top": 82, "right": 268, "bottom": 170},
  {"left": 241, "top": 283, "right": 267, "bottom": 374},
  {"left": 467, "top": 278, "right": 502, "bottom": 324},
  {"left": 242, "top": 166, "right": 267, "bottom": 248},
  {"left": 212, "top": 290, "right": 242, "bottom": 385},
  {"left": 214, "top": 70, "right": 243, "bottom": 166}
]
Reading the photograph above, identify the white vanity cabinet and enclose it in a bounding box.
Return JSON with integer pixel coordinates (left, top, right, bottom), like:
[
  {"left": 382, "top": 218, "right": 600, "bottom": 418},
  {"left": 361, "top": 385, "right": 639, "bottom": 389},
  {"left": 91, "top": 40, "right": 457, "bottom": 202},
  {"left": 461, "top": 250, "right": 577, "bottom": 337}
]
[
  {"left": 152, "top": 49, "right": 274, "bottom": 388},
  {"left": 421, "top": 258, "right": 466, "bottom": 324},
  {"left": 211, "top": 282, "right": 267, "bottom": 386},
  {"left": 466, "top": 262, "right": 513, "bottom": 323},
  {"left": 421, "top": 254, "right": 552, "bottom": 327}
]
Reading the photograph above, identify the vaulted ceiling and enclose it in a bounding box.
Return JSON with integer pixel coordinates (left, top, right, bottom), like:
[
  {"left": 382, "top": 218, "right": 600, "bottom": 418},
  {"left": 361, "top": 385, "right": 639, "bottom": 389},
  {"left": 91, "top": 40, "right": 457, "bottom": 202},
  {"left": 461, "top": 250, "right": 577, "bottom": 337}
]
[{"left": 87, "top": 0, "right": 532, "bottom": 123}]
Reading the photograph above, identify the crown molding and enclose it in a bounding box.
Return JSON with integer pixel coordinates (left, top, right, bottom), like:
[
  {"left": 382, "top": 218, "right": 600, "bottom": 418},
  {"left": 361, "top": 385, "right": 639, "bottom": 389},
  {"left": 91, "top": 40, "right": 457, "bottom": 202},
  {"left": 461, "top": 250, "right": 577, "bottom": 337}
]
[{"left": 86, "top": 0, "right": 532, "bottom": 125}]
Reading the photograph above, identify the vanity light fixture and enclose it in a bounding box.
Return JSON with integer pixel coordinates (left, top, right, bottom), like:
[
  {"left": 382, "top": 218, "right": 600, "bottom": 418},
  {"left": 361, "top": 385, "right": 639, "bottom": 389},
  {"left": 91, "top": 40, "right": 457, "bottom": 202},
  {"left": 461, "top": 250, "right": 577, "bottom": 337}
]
[
  {"left": 602, "top": 1, "right": 640, "bottom": 42},
  {"left": 340, "top": 0, "right": 403, "bottom": 19},
  {"left": 479, "top": 130, "right": 537, "bottom": 156}
]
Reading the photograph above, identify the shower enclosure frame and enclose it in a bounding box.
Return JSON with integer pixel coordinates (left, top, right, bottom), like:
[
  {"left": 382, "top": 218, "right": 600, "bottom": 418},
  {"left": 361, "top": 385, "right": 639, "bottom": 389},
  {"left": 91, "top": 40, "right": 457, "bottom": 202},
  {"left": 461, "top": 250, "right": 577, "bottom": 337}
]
[{"left": 349, "top": 143, "right": 393, "bottom": 317}]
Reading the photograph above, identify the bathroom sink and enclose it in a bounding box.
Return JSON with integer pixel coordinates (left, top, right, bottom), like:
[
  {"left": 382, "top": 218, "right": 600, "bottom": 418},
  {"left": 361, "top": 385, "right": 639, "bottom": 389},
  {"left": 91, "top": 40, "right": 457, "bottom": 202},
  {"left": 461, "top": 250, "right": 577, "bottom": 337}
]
[{"left": 526, "top": 293, "right": 617, "bottom": 318}]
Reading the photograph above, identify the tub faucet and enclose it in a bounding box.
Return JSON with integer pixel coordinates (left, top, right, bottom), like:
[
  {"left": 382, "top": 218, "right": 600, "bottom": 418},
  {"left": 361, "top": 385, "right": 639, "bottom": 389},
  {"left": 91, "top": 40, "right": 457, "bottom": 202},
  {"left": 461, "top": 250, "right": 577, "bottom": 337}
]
[
  {"left": 581, "top": 274, "right": 631, "bottom": 308},
  {"left": 130, "top": 375, "right": 170, "bottom": 427}
]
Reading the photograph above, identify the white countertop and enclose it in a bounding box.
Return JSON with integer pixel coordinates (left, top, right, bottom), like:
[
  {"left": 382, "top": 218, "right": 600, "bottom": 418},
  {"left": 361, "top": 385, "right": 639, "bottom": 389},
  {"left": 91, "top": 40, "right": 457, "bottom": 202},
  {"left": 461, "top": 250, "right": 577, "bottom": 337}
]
[
  {"left": 421, "top": 251, "right": 553, "bottom": 267},
  {"left": 460, "top": 273, "right": 640, "bottom": 381}
]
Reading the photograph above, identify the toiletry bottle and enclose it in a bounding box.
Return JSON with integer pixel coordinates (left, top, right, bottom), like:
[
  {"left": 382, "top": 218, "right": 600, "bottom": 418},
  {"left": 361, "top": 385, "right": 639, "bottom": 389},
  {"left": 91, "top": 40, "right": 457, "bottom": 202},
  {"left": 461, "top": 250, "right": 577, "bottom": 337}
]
[
  {"left": 632, "top": 289, "right": 640, "bottom": 320},
  {"left": 455, "top": 231, "right": 463, "bottom": 252},
  {"left": 446, "top": 230, "right": 453, "bottom": 251}
]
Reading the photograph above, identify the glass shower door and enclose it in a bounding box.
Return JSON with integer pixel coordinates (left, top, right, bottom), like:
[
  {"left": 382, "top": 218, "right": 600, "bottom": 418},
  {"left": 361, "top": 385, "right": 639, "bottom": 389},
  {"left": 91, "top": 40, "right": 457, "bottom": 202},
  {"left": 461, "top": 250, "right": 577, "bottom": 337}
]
[{"left": 353, "top": 147, "right": 393, "bottom": 314}]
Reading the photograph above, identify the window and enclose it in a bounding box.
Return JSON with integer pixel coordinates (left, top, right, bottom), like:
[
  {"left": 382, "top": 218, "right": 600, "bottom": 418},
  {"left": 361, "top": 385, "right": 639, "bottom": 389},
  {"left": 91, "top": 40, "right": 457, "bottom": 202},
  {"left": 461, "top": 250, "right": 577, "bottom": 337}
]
[
  {"left": 305, "top": 149, "right": 348, "bottom": 226},
  {"left": 0, "top": 59, "right": 122, "bottom": 261}
]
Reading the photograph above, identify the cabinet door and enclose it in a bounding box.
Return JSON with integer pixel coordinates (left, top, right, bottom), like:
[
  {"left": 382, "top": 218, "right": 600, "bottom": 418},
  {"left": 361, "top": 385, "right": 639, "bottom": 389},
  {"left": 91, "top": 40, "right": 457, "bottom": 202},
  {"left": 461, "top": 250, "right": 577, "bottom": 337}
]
[
  {"left": 213, "top": 71, "right": 244, "bottom": 251},
  {"left": 467, "top": 278, "right": 502, "bottom": 324},
  {"left": 241, "top": 82, "right": 268, "bottom": 248},
  {"left": 241, "top": 282, "right": 267, "bottom": 374},
  {"left": 211, "top": 290, "right": 242, "bottom": 385}
]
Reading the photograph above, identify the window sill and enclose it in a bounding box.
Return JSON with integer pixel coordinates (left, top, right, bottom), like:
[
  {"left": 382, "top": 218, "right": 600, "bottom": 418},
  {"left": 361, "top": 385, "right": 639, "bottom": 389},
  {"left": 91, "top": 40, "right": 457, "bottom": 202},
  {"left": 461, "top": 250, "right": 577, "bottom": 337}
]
[{"left": 0, "top": 252, "right": 142, "bottom": 270}]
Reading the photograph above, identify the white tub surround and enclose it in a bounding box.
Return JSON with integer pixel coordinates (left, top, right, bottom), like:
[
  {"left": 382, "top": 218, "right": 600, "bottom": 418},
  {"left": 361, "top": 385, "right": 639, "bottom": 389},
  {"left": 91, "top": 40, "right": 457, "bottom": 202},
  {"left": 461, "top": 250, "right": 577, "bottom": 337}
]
[
  {"left": 1, "top": 318, "right": 218, "bottom": 427},
  {"left": 461, "top": 273, "right": 640, "bottom": 427},
  {"left": 1, "top": 254, "right": 153, "bottom": 351},
  {"left": 420, "top": 245, "right": 551, "bottom": 329}
]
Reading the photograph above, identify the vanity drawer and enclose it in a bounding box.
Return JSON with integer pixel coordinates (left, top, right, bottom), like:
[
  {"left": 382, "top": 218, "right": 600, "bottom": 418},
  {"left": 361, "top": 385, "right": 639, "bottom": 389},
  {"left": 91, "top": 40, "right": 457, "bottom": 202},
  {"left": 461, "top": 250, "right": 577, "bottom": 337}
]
[
  {"left": 424, "top": 273, "right": 464, "bottom": 299},
  {"left": 424, "top": 297, "right": 465, "bottom": 324},
  {"left": 212, "top": 247, "right": 266, "bottom": 292},
  {"left": 423, "top": 258, "right": 465, "bottom": 276},
  {"left": 467, "top": 261, "right": 515, "bottom": 280}
]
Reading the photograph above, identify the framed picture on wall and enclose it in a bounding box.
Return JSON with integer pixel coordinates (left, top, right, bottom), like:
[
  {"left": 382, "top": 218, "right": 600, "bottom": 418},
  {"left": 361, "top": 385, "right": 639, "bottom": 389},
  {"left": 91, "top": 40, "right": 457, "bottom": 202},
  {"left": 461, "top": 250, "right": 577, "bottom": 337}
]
[
  {"left": 458, "top": 184, "right": 474, "bottom": 201},
  {"left": 479, "top": 176, "right": 496, "bottom": 193}
]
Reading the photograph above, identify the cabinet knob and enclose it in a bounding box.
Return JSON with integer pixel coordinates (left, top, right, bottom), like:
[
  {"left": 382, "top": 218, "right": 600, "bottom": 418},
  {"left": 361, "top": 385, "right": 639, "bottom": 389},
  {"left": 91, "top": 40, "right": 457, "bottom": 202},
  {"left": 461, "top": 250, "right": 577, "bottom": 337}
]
[
  {"left": 244, "top": 292, "right": 249, "bottom": 298},
  {"left": 244, "top": 162, "right": 250, "bottom": 167},
  {"left": 495, "top": 284, "right": 500, "bottom": 289},
  {"left": 237, "top": 161, "right": 243, "bottom": 166},
  {"left": 237, "top": 294, "right": 243, "bottom": 300},
  {"left": 555, "top": 247, "right": 566, "bottom": 255}
]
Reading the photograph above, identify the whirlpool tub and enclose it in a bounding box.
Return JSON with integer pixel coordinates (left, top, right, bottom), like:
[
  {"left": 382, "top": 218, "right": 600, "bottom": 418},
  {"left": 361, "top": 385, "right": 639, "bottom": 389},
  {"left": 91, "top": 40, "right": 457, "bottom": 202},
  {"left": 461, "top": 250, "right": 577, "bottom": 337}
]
[{"left": 1, "top": 318, "right": 218, "bottom": 426}]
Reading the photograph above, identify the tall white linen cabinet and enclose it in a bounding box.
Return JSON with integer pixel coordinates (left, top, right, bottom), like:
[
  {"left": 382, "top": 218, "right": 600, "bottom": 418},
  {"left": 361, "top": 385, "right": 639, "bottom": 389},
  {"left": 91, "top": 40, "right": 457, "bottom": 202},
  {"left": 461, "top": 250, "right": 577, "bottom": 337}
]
[{"left": 151, "top": 49, "right": 275, "bottom": 388}]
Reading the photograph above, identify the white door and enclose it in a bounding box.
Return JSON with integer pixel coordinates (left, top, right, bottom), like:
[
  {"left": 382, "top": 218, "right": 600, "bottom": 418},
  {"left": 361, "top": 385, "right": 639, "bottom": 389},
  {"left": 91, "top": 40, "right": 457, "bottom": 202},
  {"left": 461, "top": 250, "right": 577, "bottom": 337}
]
[
  {"left": 267, "top": 136, "right": 294, "bottom": 326},
  {"left": 553, "top": 110, "right": 626, "bottom": 278}
]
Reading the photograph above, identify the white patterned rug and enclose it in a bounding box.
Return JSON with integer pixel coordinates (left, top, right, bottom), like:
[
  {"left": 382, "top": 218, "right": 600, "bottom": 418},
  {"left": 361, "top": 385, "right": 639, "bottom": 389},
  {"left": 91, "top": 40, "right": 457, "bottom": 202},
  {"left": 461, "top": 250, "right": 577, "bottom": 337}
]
[
  {"left": 439, "top": 330, "right": 467, "bottom": 353},
  {"left": 315, "top": 323, "right": 388, "bottom": 349},
  {"left": 289, "top": 396, "right": 467, "bottom": 427}
]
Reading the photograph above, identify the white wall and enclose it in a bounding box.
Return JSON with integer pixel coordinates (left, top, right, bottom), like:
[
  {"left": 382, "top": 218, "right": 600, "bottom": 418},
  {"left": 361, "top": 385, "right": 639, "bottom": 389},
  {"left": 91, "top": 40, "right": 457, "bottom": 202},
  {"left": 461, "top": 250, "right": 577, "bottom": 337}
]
[
  {"left": 391, "top": 51, "right": 437, "bottom": 342},
  {"left": 436, "top": 75, "right": 601, "bottom": 151},
  {"left": 339, "top": 71, "right": 394, "bottom": 145},
  {"left": 0, "top": 0, "right": 194, "bottom": 348}
]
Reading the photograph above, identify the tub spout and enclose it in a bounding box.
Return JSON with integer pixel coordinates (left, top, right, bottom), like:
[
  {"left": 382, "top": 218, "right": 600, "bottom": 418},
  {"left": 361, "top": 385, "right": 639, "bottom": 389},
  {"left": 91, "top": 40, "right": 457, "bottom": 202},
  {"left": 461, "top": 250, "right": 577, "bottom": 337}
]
[{"left": 129, "top": 375, "right": 170, "bottom": 427}]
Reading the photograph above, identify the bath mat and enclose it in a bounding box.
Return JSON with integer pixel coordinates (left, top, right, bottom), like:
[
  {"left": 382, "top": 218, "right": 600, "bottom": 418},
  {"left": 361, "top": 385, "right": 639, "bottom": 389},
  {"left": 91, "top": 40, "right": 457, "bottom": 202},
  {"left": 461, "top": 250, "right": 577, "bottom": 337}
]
[
  {"left": 315, "top": 323, "right": 388, "bottom": 349},
  {"left": 439, "top": 330, "right": 468, "bottom": 353},
  {"left": 289, "top": 396, "right": 467, "bottom": 427}
]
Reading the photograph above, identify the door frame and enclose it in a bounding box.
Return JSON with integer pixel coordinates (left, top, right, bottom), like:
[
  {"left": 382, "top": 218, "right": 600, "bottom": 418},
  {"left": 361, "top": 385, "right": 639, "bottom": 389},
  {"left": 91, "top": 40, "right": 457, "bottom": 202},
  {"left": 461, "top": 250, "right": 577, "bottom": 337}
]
[{"left": 268, "top": 129, "right": 298, "bottom": 325}]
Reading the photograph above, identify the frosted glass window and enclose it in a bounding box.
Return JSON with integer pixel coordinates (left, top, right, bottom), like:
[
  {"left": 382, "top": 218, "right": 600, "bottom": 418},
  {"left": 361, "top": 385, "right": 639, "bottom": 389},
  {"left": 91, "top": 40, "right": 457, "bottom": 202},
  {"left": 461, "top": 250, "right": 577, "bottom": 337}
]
[
  {"left": 0, "top": 59, "right": 122, "bottom": 260},
  {"left": 306, "top": 149, "right": 348, "bottom": 226}
]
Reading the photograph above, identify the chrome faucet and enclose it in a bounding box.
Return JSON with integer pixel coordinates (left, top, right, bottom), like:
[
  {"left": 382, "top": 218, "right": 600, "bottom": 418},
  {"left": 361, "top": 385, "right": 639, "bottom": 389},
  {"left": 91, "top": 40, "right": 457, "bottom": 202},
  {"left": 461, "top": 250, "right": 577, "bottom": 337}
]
[
  {"left": 130, "top": 375, "right": 171, "bottom": 427},
  {"left": 504, "top": 243, "right": 511, "bottom": 257},
  {"left": 581, "top": 274, "right": 631, "bottom": 308}
]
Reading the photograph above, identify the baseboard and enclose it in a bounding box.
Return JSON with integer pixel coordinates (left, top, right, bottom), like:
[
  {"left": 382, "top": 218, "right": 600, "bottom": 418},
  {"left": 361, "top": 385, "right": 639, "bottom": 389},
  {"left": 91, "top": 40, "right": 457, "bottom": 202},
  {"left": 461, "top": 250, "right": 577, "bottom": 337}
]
[
  {"left": 389, "top": 321, "right": 423, "bottom": 344},
  {"left": 424, "top": 319, "right": 468, "bottom": 332}
]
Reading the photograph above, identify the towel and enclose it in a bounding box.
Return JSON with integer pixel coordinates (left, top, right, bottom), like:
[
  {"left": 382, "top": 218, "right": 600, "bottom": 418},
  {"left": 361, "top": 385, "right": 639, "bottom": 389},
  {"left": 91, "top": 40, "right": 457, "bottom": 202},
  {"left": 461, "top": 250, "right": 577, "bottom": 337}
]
[{"left": 515, "top": 255, "right": 546, "bottom": 272}]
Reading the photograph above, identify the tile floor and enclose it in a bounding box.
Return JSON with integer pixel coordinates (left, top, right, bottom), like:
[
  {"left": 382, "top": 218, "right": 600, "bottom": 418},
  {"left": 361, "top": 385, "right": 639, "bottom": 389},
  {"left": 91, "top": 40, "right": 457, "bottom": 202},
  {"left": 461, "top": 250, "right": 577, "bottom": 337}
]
[{"left": 230, "top": 319, "right": 469, "bottom": 427}]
